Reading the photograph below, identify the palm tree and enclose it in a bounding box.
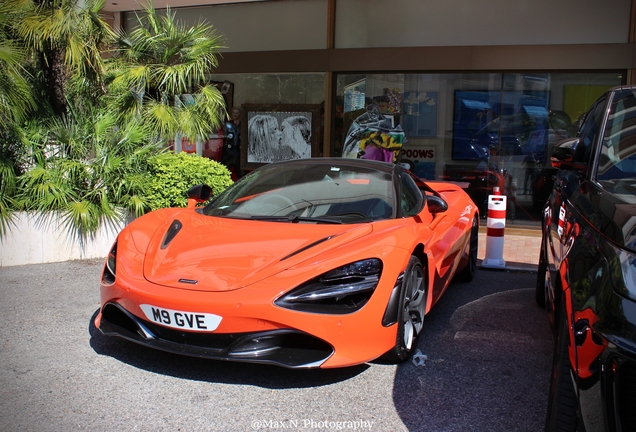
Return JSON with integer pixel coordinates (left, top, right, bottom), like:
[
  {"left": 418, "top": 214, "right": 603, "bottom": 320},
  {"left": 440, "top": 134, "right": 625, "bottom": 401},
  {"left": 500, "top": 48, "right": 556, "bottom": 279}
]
[
  {"left": 2, "top": 0, "right": 230, "bottom": 241},
  {"left": 12, "top": 0, "right": 115, "bottom": 117},
  {"left": 106, "top": 3, "right": 227, "bottom": 141},
  {"left": 1, "top": 0, "right": 115, "bottom": 239},
  {"left": 0, "top": 0, "right": 34, "bottom": 238},
  {"left": 17, "top": 106, "right": 161, "bottom": 243},
  {"left": 0, "top": 5, "right": 34, "bottom": 128}
]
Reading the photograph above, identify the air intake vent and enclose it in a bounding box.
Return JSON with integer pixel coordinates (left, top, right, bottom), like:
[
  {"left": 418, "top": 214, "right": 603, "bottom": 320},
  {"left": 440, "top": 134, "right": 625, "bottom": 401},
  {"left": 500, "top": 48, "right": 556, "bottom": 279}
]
[{"left": 161, "top": 220, "right": 182, "bottom": 249}]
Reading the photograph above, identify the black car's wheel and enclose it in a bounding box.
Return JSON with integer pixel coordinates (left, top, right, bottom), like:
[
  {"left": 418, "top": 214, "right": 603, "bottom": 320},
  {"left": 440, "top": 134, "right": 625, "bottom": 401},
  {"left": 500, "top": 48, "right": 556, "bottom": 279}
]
[
  {"left": 536, "top": 237, "right": 547, "bottom": 308},
  {"left": 545, "top": 305, "right": 578, "bottom": 432},
  {"left": 456, "top": 216, "right": 479, "bottom": 282},
  {"left": 382, "top": 255, "right": 427, "bottom": 363}
]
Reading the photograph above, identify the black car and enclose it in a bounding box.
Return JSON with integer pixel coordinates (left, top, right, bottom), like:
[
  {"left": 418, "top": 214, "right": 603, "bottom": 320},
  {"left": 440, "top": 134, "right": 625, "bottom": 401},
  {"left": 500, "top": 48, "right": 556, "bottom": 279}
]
[{"left": 537, "top": 85, "right": 636, "bottom": 431}]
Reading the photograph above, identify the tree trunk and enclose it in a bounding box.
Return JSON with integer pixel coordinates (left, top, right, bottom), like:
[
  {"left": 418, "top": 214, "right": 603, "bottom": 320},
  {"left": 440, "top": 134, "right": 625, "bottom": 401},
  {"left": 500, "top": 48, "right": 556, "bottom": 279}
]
[{"left": 39, "top": 47, "right": 67, "bottom": 117}]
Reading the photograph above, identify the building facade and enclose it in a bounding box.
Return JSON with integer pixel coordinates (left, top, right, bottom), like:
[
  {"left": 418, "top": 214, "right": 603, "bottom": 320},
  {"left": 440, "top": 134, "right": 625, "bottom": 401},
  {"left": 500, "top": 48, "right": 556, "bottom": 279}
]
[{"left": 106, "top": 0, "right": 636, "bottom": 226}]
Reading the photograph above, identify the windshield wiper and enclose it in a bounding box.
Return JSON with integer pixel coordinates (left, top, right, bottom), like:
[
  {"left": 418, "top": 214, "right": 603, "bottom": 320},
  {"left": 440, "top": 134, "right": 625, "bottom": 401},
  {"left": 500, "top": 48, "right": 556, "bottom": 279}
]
[{"left": 250, "top": 215, "right": 342, "bottom": 224}]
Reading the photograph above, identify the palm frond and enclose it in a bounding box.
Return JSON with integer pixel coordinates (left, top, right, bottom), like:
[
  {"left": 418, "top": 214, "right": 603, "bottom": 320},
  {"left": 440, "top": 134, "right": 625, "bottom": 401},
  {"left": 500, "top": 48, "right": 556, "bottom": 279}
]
[
  {"left": 0, "top": 38, "right": 35, "bottom": 126},
  {"left": 144, "top": 101, "right": 178, "bottom": 137},
  {"left": 106, "top": 1, "right": 226, "bottom": 141},
  {"left": 0, "top": 156, "right": 18, "bottom": 239},
  {"left": 63, "top": 200, "right": 101, "bottom": 234},
  {"left": 124, "top": 194, "right": 148, "bottom": 218},
  {"left": 0, "top": 192, "right": 17, "bottom": 239}
]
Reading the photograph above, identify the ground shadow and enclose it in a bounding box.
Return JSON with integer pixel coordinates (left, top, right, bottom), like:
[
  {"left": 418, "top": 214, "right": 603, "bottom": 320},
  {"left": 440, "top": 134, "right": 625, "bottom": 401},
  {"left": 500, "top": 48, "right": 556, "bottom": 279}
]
[{"left": 391, "top": 270, "right": 552, "bottom": 431}]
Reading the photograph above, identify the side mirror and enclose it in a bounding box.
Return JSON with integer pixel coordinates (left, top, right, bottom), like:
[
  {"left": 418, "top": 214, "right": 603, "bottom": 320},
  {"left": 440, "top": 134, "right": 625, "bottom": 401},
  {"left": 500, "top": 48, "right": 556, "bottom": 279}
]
[
  {"left": 187, "top": 184, "right": 212, "bottom": 208},
  {"left": 426, "top": 195, "right": 448, "bottom": 214},
  {"left": 551, "top": 138, "right": 586, "bottom": 173}
]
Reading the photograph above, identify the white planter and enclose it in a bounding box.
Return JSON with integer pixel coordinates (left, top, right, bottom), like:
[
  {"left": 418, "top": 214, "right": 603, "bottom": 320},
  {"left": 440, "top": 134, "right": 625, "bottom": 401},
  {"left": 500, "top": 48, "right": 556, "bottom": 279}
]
[{"left": 0, "top": 212, "right": 132, "bottom": 267}]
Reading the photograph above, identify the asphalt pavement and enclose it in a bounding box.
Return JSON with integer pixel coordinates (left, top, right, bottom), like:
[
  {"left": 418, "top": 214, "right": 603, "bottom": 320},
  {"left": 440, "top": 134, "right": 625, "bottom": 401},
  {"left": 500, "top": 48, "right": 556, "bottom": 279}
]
[{"left": 0, "top": 260, "right": 552, "bottom": 432}]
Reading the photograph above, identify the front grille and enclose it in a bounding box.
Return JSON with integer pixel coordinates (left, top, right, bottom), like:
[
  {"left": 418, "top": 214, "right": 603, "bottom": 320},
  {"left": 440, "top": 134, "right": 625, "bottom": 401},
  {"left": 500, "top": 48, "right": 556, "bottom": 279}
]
[{"left": 141, "top": 318, "right": 334, "bottom": 366}]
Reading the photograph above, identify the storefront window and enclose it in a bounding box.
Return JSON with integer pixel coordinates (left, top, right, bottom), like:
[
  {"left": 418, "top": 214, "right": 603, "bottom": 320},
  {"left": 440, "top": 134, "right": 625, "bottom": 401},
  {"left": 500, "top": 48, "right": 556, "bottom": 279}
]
[
  {"left": 335, "top": 72, "right": 623, "bottom": 226},
  {"left": 188, "top": 73, "right": 326, "bottom": 177}
]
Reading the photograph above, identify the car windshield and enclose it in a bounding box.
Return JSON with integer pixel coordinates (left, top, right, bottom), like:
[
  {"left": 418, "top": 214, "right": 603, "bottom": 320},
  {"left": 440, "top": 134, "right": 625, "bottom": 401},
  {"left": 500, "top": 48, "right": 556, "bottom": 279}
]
[
  {"left": 202, "top": 161, "right": 396, "bottom": 223},
  {"left": 597, "top": 89, "right": 636, "bottom": 183}
]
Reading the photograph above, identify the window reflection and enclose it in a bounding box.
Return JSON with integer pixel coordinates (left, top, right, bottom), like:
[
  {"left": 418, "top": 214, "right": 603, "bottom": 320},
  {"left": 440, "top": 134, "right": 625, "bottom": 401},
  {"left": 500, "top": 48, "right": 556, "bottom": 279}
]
[{"left": 335, "top": 73, "right": 622, "bottom": 226}]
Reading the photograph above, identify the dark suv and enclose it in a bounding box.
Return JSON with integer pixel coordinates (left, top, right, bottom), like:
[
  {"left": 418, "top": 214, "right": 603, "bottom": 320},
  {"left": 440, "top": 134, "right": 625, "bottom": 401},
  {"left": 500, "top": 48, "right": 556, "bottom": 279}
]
[{"left": 537, "top": 85, "right": 636, "bottom": 431}]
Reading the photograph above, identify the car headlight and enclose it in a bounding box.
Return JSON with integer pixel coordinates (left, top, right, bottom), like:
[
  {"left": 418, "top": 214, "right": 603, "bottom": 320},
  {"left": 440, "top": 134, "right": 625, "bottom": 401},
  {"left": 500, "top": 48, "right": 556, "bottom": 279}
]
[
  {"left": 102, "top": 240, "right": 117, "bottom": 285},
  {"left": 274, "top": 259, "right": 383, "bottom": 314}
]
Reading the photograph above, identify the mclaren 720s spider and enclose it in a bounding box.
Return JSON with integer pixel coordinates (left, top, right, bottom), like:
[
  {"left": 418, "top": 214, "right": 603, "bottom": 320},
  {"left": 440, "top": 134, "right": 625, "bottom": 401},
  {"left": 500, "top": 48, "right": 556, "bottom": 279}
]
[{"left": 96, "top": 157, "right": 479, "bottom": 368}]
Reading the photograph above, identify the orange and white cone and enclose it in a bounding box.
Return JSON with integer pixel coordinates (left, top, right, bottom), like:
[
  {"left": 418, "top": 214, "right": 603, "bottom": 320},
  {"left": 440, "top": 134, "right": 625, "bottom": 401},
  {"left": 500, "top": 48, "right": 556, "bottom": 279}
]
[{"left": 481, "top": 187, "right": 507, "bottom": 269}]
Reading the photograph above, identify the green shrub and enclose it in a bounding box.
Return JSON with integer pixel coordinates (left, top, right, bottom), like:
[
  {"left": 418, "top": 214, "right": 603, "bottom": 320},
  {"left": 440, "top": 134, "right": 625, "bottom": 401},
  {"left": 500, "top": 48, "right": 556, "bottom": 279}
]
[{"left": 144, "top": 152, "right": 234, "bottom": 210}]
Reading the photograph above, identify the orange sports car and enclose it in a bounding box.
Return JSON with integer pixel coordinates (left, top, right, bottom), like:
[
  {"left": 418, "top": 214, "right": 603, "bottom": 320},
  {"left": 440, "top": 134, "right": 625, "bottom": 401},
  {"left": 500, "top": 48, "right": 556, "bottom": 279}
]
[{"left": 95, "top": 158, "right": 479, "bottom": 368}]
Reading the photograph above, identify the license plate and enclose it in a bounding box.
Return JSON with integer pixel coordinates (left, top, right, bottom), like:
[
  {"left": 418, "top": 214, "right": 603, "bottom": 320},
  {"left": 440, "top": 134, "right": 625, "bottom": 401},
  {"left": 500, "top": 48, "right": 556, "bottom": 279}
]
[{"left": 140, "top": 304, "right": 222, "bottom": 332}]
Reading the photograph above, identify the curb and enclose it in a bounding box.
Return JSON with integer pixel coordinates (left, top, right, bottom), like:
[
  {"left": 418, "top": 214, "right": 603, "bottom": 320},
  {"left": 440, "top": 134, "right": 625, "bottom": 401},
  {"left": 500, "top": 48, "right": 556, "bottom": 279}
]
[{"left": 478, "top": 259, "right": 537, "bottom": 273}]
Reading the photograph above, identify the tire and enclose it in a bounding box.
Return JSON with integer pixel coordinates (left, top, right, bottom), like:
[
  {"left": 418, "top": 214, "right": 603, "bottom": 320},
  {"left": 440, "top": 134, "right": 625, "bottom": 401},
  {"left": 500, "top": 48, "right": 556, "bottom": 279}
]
[
  {"left": 456, "top": 216, "right": 479, "bottom": 282},
  {"left": 381, "top": 256, "right": 427, "bottom": 363},
  {"left": 536, "top": 237, "right": 547, "bottom": 308},
  {"left": 545, "top": 305, "right": 578, "bottom": 432}
]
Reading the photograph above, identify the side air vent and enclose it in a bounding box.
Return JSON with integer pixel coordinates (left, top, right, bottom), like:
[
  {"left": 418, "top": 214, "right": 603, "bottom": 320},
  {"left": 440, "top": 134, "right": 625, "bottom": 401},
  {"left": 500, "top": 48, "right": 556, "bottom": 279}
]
[{"left": 161, "top": 220, "right": 182, "bottom": 249}]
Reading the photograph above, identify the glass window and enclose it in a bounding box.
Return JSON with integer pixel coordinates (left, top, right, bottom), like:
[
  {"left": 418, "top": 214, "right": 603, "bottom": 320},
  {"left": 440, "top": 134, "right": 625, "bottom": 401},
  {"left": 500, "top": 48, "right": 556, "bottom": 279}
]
[
  {"left": 199, "top": 73, "right": 326, "bottom": 167},
  {"left": 335, "top": 72, "right": 622, "bottom": 226},
  {"left": 207, "top": 73, "right": 326, "bottom": 106},
  {"left": 204, "top": 159, "right": 395, "bottom": 223},
  {"left": 577, "top": 97, "right": 607, "bottom": 164},
  {"left": 597, "top": 89, "right": 636, "bottom": 181},
  {"left": 398, "top": 170, "right": 423, "bottom": 217}
]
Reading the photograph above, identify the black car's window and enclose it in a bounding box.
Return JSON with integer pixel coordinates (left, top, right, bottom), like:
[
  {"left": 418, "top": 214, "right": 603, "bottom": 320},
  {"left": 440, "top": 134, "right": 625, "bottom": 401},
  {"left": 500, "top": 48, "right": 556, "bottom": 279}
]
[
  {"left": 597, "top": 89, "right": 636, "bottom": 182},
  {"left": 576, "top": 97, "right": 607, "bottom": 164},
  {"left": 203, "top": 161, "right": 395, "bottom": 223},
  {"left": 398, "top": 170, "right": 423, "bottom": 217}
]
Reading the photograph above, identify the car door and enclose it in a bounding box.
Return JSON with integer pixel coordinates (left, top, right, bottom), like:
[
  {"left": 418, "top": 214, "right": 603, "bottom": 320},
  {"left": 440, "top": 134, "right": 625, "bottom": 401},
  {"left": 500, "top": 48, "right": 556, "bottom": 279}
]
[
  {"left": 547, "top": 96, "right": 608, "bottom": 312},
  {"left": 405, "top": 174, "right": 467, "bottom": 301}
]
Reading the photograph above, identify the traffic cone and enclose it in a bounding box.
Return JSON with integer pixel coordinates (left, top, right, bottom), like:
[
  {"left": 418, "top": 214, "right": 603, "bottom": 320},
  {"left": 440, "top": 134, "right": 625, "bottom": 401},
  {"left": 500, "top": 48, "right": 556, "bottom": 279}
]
[{"left": 481, "top": 187, "right": 507, "bottom": 269}]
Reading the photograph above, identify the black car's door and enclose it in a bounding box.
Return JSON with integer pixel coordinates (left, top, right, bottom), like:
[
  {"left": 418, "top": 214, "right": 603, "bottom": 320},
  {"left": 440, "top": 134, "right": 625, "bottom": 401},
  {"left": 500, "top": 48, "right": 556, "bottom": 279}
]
[{"left": 548, "top": 96, "right": 607, "bottom": 286}]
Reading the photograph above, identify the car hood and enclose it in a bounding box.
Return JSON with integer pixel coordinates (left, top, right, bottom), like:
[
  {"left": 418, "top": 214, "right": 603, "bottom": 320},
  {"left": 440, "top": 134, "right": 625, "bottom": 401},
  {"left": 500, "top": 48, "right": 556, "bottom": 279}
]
[{"left": 141, "top": 210, "right": 373, "bottom": 292}]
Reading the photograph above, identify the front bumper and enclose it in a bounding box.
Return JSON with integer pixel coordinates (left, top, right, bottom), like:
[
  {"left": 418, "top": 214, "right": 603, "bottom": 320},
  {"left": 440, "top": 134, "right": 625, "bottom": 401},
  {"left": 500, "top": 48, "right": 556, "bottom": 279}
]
[
  {"left": 96, "top": 249, "right": 407, "bottom": 368},
  {"left": 98, "top": 302, "right": 334, "bottom": 368}
]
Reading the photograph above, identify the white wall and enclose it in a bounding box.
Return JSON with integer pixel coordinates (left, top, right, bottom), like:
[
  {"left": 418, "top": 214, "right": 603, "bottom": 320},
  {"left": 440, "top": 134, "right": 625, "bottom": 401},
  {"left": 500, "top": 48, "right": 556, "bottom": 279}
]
[
  {"left": 127, "top": 0, "right": 328, "bottom": 53},
  {"left": 0, "top": 213, "right": 129, "bottom": 267},
  {"left": 336, "top": 0, "right": 631, "bottom": 48}
]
